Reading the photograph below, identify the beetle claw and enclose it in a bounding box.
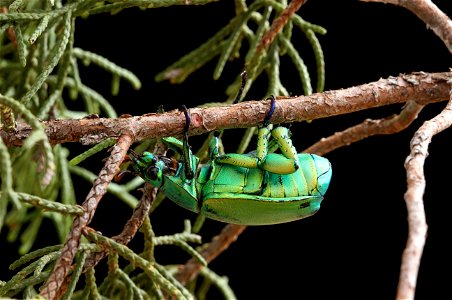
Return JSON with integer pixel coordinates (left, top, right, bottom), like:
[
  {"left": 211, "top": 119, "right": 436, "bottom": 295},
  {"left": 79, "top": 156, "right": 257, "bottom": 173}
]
[
  {"left": 180, "top": 105, "right": 190, "bottom": 133},
  {"left": 263, "top": 95, "right": 276, "bottom": 127}
]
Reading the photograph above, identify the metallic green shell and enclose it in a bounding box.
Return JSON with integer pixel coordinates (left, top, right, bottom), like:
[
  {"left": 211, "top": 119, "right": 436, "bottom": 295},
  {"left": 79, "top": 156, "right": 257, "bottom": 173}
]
[
  {"left": 162, "top": 153, "right": 332, "bottom": 225},
  {"left": 199, "top": 153, "right": 331, "bottom": 225}
]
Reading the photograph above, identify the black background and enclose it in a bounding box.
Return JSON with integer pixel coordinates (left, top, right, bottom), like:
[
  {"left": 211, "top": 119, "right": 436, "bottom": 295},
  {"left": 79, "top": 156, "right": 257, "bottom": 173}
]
[{"left": 2, "top": 1, "right": 452, "bottom": 299}]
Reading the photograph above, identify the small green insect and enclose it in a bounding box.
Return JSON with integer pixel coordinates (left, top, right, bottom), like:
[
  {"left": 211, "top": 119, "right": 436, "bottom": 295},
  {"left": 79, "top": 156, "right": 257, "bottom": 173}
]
[{"left": 125, "top": 96, "right": 332, "bottom": 225}]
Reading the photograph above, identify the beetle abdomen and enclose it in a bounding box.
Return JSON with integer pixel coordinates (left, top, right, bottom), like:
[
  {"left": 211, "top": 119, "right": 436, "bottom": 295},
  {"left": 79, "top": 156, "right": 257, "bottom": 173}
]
[
  {"left": 201, "top": 194, "right": 322, "bottom": 225},
  {"left": 262, "top": 153, "right": 331, "bottom": 198},
  {"left": 202, "top": 163, "right": 264, "bottom": 195},
  {"left": 204, "top": 153, "right": 331, "bottom": 199},
  {"left": 200, "top": 153, "right": 332, "bottom": 225}
]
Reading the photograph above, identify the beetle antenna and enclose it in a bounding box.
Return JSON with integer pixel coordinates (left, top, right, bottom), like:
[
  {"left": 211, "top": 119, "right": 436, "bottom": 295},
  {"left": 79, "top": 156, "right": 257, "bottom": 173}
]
[{"left": 263, "top": 95, "right": 276, "bottom": 127}]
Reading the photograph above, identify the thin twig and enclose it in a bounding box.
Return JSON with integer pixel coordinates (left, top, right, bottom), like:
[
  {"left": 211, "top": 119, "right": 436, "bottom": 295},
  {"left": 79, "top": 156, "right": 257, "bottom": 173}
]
[
  {"left": 256, "top": 0, "right": 307, "bottom": 53},
  {"left": 40, "top": 134, "right": 133, "bottom": 300},
  {"left": 398, "top": 89, "right": 452, "bottom": 300},
  {"left": 304, "top": 101, "right": 425, "bottom": 155},
  {"left": 82, "top": 142, "right": 164, "bottom": 272},
  {"left": 361, "top": 0, "right": 452, "bottom": 53},
  {"left": 1, "top": 72, "right": 450, "bottom": 147},
  {"left": 175, "top": 224, "right": 246, "bottom": 285},
  {"left": 82, "top": 183, "right": 156, "bottom": 271},
  {"left": 0, "top": 7, "right": 17, "bottom": 48},
  {"left": 83, "top": 138, "right": 167, "bottom": 270}
]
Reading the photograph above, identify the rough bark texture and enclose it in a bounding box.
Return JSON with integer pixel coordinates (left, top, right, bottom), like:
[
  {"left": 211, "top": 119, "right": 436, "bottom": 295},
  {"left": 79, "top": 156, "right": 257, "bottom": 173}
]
[
  {"left": 40, "top": 134, "right": 133, "bottom": 300},
  {"left": 175, "top": 224, "right": 247, "bottom": 285},
  {"left": 304, "top": 101, "right": 425, "bottom": 155},
  {"left": 1, "top": 72, "right": 450, "bottom": 147},
  {"left": 398, "top": 98, "right": 452, "bottom": 300}
]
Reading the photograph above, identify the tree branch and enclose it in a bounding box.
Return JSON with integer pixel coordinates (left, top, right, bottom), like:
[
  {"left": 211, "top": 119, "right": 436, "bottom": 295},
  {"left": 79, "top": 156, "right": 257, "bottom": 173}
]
[
  {"left": 175, "top": 224, "right": 246, "bottom": 285},
  {"left": 82, "top": 140, "right": 168, "bottom": 272},
  {"left": 361, "top": 0, "right": 452, "bottom": 53},
  {"left": 398, "top": 90, "right": 452, "bottom": 300},
  {"left": 81, "top": 183, "right": 156, "bottom": 272},
  {"left": 1, "top": 72, "right": 450, "bottom": 147},
  {"left": 256, "top": 0, "right": 306, "bottom": 53},
  {"left": 39, "top": 134, "right": 133, "bottom": 300},
  {"left": 304, "top": 100, "right": 425, "bottom": 155}
]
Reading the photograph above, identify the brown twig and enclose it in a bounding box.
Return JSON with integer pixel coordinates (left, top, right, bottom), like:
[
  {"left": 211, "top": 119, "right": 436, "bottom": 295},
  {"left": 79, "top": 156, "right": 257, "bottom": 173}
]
[
  {"left": 357, "top": 2, "right": 452, "bottom": 298},
  {"left": 244, "top": 0, "right": 307, "bottom": 88},
  {"left": 398, "top": 90, "right": 452, "bottom": 300},
  {"left": 82, "top": 140, "right": 167, "bottom": 271},
  {"left": 39, "top": 134, "right": 133, "bottom": 300},
  {"left": 112, "top": 183, "right": 157, "bottom": 244},
  {"left": 304, "top": 100, "right": 425, "bottom": 155},
  {"left": 256, "top": 0, "right": 307, "bottom": 53},
  {"left": 82, "top": 183, "right": 157, "bottom": 271},
  {"left": 175, "top": 224, "right": 246, "bottom": 285},
  {"left": 1, "top": 72, "right": 450, "bottom": 147},
  {"left": 360, "top": 0, "right": 452, "bottom": 53},
  {"left": 0, "top": 7, "right": 17, "bottom": 48}
]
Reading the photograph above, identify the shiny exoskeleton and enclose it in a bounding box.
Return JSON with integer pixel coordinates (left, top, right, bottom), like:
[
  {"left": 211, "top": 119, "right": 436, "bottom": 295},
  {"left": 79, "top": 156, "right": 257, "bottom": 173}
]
[{"left": 128, "top": 97, "right": 332, "bottom": 225}]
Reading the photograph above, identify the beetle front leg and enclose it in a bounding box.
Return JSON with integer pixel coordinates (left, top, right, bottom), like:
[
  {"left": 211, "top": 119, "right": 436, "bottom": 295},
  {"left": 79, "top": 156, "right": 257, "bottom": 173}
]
[
  {"left": 209, "top": 131, "right": 222, "bottom": 160},
  {"left": 206, "top": 131, "right": 223, "bottom": 180},
  {"left": 181, "top": 105, "right": 194, "bottom": 180}
]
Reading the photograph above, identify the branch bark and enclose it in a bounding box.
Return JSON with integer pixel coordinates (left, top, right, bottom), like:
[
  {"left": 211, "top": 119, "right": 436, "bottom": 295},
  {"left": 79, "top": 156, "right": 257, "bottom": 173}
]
[
  {"left": 256, "top": 0, "right": 306, "bottom": 53},
  {"left": 39, "top": 134, "right": 132, "bottom": 300},
  {"left": 304, "top": 100, "right": 425, "bottom": 155},
  {"left": 398, "top": 93, "right": 452, "bottom": 300},
  {"left": 82, "top": 140, "right": 168, "bottom": 272},
  {"left": 175, "top": 224, "right": 247, "bottom": 285},
  {"left": 1, "top": 72, "right": 450, "bottom": 147}
]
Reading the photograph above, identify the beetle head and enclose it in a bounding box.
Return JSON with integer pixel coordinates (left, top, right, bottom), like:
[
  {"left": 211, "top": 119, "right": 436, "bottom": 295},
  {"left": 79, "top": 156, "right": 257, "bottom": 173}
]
[{"left": 127, "top": 150, "right": 177, "bottom": 187}]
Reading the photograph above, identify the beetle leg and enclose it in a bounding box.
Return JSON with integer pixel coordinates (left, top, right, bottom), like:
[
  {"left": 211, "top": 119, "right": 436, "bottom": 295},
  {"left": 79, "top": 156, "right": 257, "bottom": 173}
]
[
  {"left": 270, "top": 126, "right": 299, "bottom": 170},
  {"left": 161, "top": 137, "right": 184, "bottom": 155},
  {"left": 262, "top": 95, "right": 276, "bottom": 127},
  {"left": 257, "top": 126, "right": 299, "bottom": 174},
  {"left": 206, "top": 131, "right": 222, "bottom": 180},
  {"left": 215, "top": 153, "right": 259, "bottom": 168},
  {"left": 215, "top": 96, "right": 277, "bottom": 170},
  {"left": 181, "top": 105, "right": 194, "bottom": 180},
  {"left": 255, "top": 95, "right": 276, "bottom": 167},
  {"left": 209, "top": 131, "right": 221, "bottom": 160},
  {"left": 255, "top": 125, "right": 270, "bottom": 167}
]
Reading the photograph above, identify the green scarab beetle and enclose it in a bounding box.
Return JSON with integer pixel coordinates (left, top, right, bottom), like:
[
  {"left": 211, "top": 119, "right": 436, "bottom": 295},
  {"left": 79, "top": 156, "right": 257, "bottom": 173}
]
[{"left": 128, "top": 97, "right": 332, "bottom": 225}]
